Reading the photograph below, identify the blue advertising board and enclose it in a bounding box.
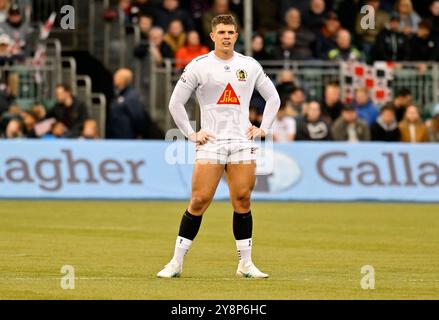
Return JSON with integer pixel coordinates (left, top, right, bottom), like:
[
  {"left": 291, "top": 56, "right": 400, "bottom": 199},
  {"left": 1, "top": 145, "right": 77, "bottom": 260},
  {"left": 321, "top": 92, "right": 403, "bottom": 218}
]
[{"left": 0, "top": 140, "right": 438, "bottom": 202}]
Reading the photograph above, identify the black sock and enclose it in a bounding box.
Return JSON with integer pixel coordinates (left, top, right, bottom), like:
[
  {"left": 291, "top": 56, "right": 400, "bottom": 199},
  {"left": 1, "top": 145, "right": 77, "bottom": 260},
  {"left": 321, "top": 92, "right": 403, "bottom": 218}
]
[
  {"left": 233, "top": 211, "right": 253, "bottom": 240},
  {"left": 178, "top": 210, "right": 203, "bottom": 241}
]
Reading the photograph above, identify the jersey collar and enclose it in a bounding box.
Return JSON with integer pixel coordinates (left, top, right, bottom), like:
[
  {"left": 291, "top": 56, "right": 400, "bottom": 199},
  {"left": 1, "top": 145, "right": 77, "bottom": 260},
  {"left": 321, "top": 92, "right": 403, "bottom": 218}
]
[{"left": 210, "top": 50, "right": 236, "bottom": 63}]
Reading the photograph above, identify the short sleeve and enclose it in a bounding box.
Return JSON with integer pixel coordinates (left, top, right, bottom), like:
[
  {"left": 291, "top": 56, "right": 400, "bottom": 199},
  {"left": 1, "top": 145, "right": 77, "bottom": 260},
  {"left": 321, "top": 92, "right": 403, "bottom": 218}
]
[{"left": 177, "top": 60, "right": 198, "bottom": 91}]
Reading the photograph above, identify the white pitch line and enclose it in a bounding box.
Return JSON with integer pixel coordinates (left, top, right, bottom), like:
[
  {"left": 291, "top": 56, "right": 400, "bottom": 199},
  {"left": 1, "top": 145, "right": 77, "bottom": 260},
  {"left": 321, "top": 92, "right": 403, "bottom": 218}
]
[{"left": 1, "top": 277, "right": 439, "bottom": 282}]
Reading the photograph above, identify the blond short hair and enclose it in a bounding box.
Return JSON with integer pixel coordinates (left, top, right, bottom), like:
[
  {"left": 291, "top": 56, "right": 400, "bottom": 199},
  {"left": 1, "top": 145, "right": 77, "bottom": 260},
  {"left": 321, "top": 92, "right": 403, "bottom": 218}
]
[{"left": 211, "top": 14, "right": 238, "bottom": 31}]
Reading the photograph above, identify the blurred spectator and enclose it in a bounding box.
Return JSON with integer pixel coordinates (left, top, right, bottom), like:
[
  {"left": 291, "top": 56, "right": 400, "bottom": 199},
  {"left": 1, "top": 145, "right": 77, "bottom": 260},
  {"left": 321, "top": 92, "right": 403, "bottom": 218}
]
[
  {"left": 0, "top": 82, "right": 14, "bottom": 117},
  {"left": 283, "top": 8, "right": 315, "bottom": 59},
  {"left": 107, "top": 68, "right": 146, "bottom": 139},
  {"left": 254, "top": 0, "right": 278, "bottom": 33},
  {"left": 0, "top": 0, "right": 9, "bottom": 23},
  {"left": 428, "top": 0, "right": 439, "bottom": 42},
  {"left": 251, "top": 34, "right": 270, "bottom": 61},
  {"left": 328, "top": 29, "right": 363, "bottom": 61},
  {"left": 134, "top": 26, "right": 174, "bottom": 65},
  {"left": 43, "top": 121, "right": 67, "bottom": 139},
  {"left": 373, "top": 13, "right": 410, "bottom": 61},
  {"left": 180, "top": 0, "right": 210, "bottom": 21},
  {"left": 271, "top": 29, "right": 308, "bottom": 61},
  {"left": 286, "top": 87, "right": 306, "bottom": 117},
  {"left": 0, "top": 105, "right": 14, "bottom": 137},
  {"left": 202, "top": 0, "right": 240, "bottom": 44},
  {"left": 28, "top": 101, "right": 58, "bottom": 138},
  {"left": 155, "top": 0, "right": 194, "bottom": 32},
  {"left": 394, "top": 0, "right": 421, "bottom": 35},
  {"left": 278, "top": 0, "right": 311, "bottom": 18},
  {"left": 175, "top": 30, "right": 209, "bottom": 69},
  {"left": 321, "top": 82, "right": 344, "bottom": 124},
  {"left": 295, "top": 101, "right": 331, "bottom": 141},
  {"left": 315, "top": 11, "right": 341, "bottom": 59},
  {"left": 353, "top": 88, "right": 379, "bottom": 126},
  {"left": 132, "top": 0, "right": 156, "bottom": 19},
  {"left": 426, "top": 103, "right": 439, "bottom": 142},
  {"left": 370, "top": 103, "right": 401, "bottom": 141},
  {"left": 409, "top": 20, "right": 438, "bottom": 61},
  {"left": 132, "top": 14, "right": 154, "bottom": 68},
  {"left": 138, "top": 14, "right": 154, "bottom": 40},
  {"left": 47, "top": 84, "right": 89, "bottom": 138},
  {"left": 275, "top": 69, "right": 298, "bottom": 101},
  {"left": 398, "top": 105, "right": 429, "bottom": 142},
  {"left": 117, "top": 0, "right": 133, "bottom": 25},
  {"left": 103, "top": 0, "right": 140, "bottom": 25},
  {"left": 336, "top": 0, "right": 362, "bottom": 32},
  {"left": 0, "top": 33, "right": 10, "bottom": 56},
  {"left": 80, "top": 119, "right": 99, "bottom": 140},
  {"left": 2, "top": 117, "right": 22, "bottom": 138},
  {"left": 0, "top": 103, "right": 17, "bottom": 137},
  {"left": 7, "top": 103, "right": 19, "bottom": 114},
  {"left": 0, "top": 4, "right": 31, "bottom": 58},
  {"left": 393, "top": 88, "right": 412, "bottom": 122},
  {"left": 331, "top": 104, "right": 371, "bottom": 142},
  {"left": 163, "top": 18, "right": 186, "bottom": 53},
  {"left": 272, "top": 100, "right": 296, "bottom": 142},
  {"left": 30, "top": 101, "right": 47, "bottom": 122},
  {"left": 21, "top": 111, "right": 37, "bottom": 138},
  {"left": 355, "top": 0, "right": 389, "bottom": 56},
  {"left": 302, "top": 0, "right": 326, "bottom": 34}
]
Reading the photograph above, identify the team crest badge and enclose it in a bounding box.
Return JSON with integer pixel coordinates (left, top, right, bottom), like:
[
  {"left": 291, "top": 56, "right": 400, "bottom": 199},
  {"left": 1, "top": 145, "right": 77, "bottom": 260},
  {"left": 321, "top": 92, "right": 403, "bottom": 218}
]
[{"left": 236, "top": 69, "right": 247, "bottom": 82}]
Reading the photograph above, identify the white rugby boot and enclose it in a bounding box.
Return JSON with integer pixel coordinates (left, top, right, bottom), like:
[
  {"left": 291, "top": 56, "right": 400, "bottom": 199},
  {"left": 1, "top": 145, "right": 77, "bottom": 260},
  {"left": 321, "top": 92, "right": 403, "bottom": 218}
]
[
  {"left": 157, "top": 259, "right": 182, "bottom": 278},
  {"left": 236, "top": 260, "right": 269, "bottom": 278}
]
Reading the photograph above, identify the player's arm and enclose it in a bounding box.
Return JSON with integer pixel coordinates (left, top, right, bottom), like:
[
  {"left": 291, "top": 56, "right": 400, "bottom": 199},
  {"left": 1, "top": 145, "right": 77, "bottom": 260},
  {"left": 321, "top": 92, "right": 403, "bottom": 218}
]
[
  {"left": 169, "top": 63, "right": 213, "bottom": 144},
  {"left": 247, "top": 66, "right": 281, "bottom": 139}
]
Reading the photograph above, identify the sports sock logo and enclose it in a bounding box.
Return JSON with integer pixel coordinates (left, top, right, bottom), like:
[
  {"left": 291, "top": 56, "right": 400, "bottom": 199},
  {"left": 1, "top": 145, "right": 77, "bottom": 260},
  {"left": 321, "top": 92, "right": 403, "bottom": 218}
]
[{"left": 217, "top": 83, "right": 240, "bottom": 105}]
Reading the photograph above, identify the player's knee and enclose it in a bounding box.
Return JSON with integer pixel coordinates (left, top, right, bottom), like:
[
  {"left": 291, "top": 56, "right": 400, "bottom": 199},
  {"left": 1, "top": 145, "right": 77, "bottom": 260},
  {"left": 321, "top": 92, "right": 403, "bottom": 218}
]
[
  {"left": 233, "top": 191, "right": 251, "bottom": 210},
  {"left": 190, "top": 194, "right": 211, "bottom": 211}
]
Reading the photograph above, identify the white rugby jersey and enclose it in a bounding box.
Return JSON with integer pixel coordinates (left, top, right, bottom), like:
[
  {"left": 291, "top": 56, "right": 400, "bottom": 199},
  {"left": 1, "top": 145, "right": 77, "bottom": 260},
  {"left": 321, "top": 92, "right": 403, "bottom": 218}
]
[{"left": 169, "top": 51, "right": 280, "bottom": 141}]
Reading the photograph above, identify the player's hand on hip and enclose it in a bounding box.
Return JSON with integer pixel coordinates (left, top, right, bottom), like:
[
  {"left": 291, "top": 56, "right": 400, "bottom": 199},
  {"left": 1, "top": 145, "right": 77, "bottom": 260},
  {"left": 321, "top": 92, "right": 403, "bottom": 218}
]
[
  {"left": 246, "top": 126, "right": 265, "bottom": 140},
  {"left": 188, "top": 129, "right": 214, "bottom": 145}
]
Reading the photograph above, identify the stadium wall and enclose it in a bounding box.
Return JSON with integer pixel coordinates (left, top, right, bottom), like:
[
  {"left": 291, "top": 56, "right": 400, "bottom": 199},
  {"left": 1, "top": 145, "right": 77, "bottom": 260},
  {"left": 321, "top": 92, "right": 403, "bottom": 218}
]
[{"left": 0, "top": 140, "right": 438, "bottom": 202}]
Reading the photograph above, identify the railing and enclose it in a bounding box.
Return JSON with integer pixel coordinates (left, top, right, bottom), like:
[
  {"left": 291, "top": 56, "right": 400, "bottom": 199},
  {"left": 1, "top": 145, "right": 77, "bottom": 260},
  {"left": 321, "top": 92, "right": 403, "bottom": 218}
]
[
  {"left": 148, "top": 59, "right": 173, "bottom": 131},
  {"left": 76, "top": 75, "right": 93, "bottom": 113},
  {"left": 91, "top": 93, "right": 107, "bottom": 138},
  {"left": 0, "top": 58, "right": 59, "bottom": 109},
  {"left": 0, "top": 59, "right": 107, "bottom": 138},
  {"left": 263, "top": 60, "right": 343, "bottom": 101},
  {"left": 31, "top": 0, "right": 128, "bottom": 59},
  {"left": 76, "top": 76, "right": 106, "bottom": 138},
  {"left": 390, "top": 62, "right": 439, "bottom": 113},
  {"left": 61, "top": 57, "right": 77, "bottom": 95},
  {"left": 148, "top": 59, "right": 439, "bottom": 131},
  {"left": 98, "top": 1, "right": 138, "bottom": 72},
  {"left": 31, "top": 0, "right": 83, "bottom": 51},
  {"left": 31, "top": 0, "right": 75, "bottom": 23}
]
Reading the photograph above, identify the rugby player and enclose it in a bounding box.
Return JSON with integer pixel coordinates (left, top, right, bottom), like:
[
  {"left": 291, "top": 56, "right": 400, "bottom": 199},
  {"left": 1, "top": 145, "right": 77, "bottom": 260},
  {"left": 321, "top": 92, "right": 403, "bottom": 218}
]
[{"left": 157, "top": 14, "right": 280, "bottom": 278}]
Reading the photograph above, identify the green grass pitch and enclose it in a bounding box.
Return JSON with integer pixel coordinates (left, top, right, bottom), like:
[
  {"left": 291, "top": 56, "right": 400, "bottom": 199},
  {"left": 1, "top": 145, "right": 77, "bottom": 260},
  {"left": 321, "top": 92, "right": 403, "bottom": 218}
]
[{"left": 0, "top": 201, "right": 438, "bottom": 299}]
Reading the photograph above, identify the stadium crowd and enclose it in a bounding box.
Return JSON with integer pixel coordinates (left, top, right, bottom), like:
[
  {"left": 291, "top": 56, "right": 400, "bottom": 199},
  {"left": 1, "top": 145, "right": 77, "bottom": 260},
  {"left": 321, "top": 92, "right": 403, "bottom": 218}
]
[
  {"left": 0, "top": 0, "right": 439, "bottom": 142},
  {"left": 264, "top": 81, "right": 439, "bottom": 142}
]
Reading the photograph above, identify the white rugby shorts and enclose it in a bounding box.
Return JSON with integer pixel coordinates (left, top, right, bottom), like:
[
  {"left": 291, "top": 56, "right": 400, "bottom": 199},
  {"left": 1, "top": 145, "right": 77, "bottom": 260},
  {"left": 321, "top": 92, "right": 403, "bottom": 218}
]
[{"left": 195, "top": 139, "right": 258, "bottom": 164}]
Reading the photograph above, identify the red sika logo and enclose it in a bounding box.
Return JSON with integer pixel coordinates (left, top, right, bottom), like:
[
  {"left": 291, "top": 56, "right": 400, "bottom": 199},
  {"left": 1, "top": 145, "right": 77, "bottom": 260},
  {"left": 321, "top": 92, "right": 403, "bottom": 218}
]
[{"left": 217, "top": 83, "right": 240, "bottom": 105}]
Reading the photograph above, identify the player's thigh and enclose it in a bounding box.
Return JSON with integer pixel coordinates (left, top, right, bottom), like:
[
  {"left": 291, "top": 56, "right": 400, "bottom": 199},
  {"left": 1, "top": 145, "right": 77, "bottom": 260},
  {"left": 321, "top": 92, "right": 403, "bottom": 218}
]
[
  {"left": 225, "top": 161, "right": 256, "bottom": 200},
  {"left": 191, "top": 160, "right": 225, "bottom": 200}
]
